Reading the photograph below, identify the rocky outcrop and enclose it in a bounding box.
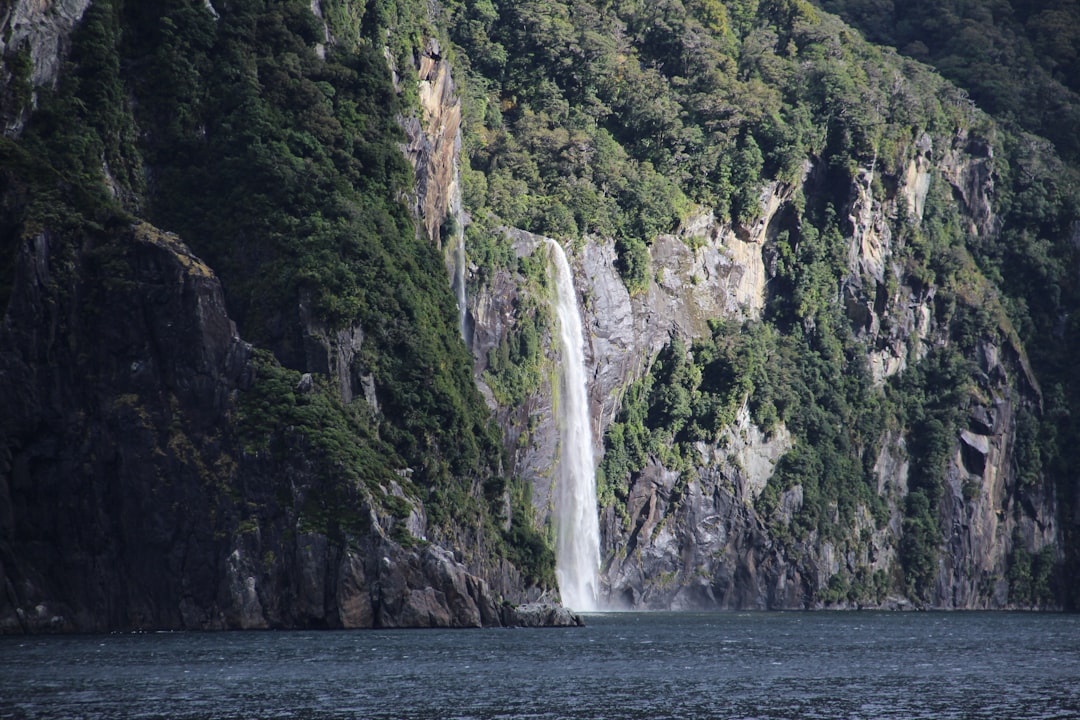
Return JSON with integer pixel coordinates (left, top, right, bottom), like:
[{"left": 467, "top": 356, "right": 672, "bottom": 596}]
[
  {"left": 842, "top": 158, "right": 937, "bottom": 385},
  {"left": 297, "top": 293, "right": 374, "bottom": 406},
  {"left": 502, "top": 602, "right": 584, "bottom": 627},
  {"left": 843, "top": 129, "right": 1008, "bottom": 388},
  {"left": 582, "top": 185, "right": 796, "bottom": 430},
  {"left": 602, "top": 406, "right": 797, "bottom": 609},
  {"left": 468, "top": 218, "right": 783, "bottom": 606},
  {"left": 0, "top": 0, "right": 92, "bottom": 135},
  {"left": 0, "top": 217, "right": 553, "bottom": 632},
  {"left": 470, "top": 127, "right": 1058, "bottom": 611},
  {"left": 902, "top": 132, "right": 934, "bottom": 222},
  {"left": 839, "top": 135, "right": 1055, "bottom": 607},
  {"left": 472, "top": 209, "right": 783, "bottom": 522},
  {"left": 933, "top": 343, "right": 1056, "bottom": 607},
  {"left": 401, "top": 37, "right": 462, "bottom": 248},
  {"left": 941, "top": 130, "right": 997, "bottom": 240},
  {"left": 0, "top": 221, "right": 249, "bottom": 632},
  {"left": 469, "top": 196, "right": 800, "bottom": 607}
]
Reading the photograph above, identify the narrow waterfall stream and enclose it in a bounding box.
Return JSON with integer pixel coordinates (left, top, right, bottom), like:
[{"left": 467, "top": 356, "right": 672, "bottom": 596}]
[
  {"left": 449, "top": 157, "right": 468, "bottom": 341},
  {"left": 546, "top": 239, "right": 601, "bottom": 612}
]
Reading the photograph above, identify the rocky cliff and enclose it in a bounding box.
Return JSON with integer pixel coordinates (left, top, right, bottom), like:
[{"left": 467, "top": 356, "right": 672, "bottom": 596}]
[
  {"left": 469, "top": 126, "right": 1060, "bottom": 610},
  {"left": 0, "top": 211, "right": 554, "bottom": 631},
  {"left": 0, "top": 0, "right": 574, "bottom": 632},
  {"left": 1, "top": 0, "right": 1075, "bottom": 630},
  {"left": 0, "top": 0, "right": 91, "bottom": 135},
  {"left": 439, "top": 0, "right": 1074, "bottom": 613}
]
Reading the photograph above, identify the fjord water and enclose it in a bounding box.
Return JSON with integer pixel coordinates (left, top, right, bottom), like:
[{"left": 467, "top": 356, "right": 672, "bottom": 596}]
[
  {"left": 3, "top": 612, "right": 1078, "bottom": 719},
  {"left": 547, "top": 238, "right": 601, "bottom": 612}
]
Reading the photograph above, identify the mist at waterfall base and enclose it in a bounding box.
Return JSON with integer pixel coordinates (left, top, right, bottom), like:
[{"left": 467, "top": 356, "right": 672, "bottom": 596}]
[
  {"left": 546, "top": 239, "right": 602, "bottom": 613},
  {"left": 4, "top": 612, "right": 1078, "bottom": 719}
]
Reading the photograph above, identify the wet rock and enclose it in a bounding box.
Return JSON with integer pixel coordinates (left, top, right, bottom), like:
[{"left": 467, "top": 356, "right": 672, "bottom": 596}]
[
  {"left": 374, "top": 544, "right": 501, "bottom": 628},
  {"left": 502, "top": 602, "right": 584, "bottom": 627}
]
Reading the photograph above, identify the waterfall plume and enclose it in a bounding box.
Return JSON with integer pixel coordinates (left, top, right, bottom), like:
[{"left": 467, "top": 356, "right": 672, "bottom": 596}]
[
  {"left": 449, "top": 156, "right": 468, "bottom": 341},
  {"left": 546, "top": 238, "right": 601, "bottom": 612}
]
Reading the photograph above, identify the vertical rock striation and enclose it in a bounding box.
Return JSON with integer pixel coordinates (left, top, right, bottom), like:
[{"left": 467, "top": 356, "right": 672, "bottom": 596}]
[
  {"left": 0, "top": 219, "right": 556, "bottom": 632},
  {"left": 0, "top": 0, "right": 92, "bottom": 135},
  {"left": 472, "top": 129, "right": 1058, "bottom": 610}
]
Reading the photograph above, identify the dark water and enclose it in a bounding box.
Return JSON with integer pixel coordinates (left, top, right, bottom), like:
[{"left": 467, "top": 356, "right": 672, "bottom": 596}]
[{"left": 2, "top": 612, "right": 1079, "bottom": 719}]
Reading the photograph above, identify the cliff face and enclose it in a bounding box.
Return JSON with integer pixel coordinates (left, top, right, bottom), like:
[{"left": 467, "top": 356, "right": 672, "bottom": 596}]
[
  {"left": 471, "top": 221, "right": 798, "bottom": 609},
  {"left": 1, "top": 0, "right": 1072, "bottom": 630},
  {"left": 0, "top": 220, "right": 246, "bottom": 631},
  {"left": 401, "top": 36, "right": 462, "bottom": 251},
  {"left": 470, "top": 128, "right": 1058, "bottom": 610},
  {"left": 600, "top": 407, "right": 798, "bottom": 610},
  {"left": 0, "top": 0, "right": 569, "bottom": 632},
  {"left": 839, "top": 132, "right": 1056, "bottom": 608},
  {"left": 0, "top": 216, "right": 533, "bottom": 631},
  {"left": 0, "top": 0, "right": 91, "bottom": 135}
]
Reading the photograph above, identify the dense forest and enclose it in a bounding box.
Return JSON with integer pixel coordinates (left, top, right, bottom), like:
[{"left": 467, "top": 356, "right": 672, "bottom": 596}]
[
  {"left": 435, "top": 0, "right": 1079, "bottom": 605},
  {"left": 811, "top": 0, "right": 1080, "bottom": 606},
  {"left": 817, "top": 0, "right": 1080, "bottom": 163},
  {"left": 441, "top": 0, "right": 1079, "bottom": 606},
  {"left": 1, "top": 0, "right": 1078, "bottom": 629},
  {"left": 1, "top": 0, "right": 556, "bottom": 630}
]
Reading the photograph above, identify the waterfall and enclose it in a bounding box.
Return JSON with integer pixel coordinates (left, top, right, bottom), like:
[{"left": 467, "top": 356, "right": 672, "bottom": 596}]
[
  {"left": 547, "top": 239, "right": 601, "bottom": 612},
  {"left": 449, "top": 157, "right": 468, "bottom": 341}
]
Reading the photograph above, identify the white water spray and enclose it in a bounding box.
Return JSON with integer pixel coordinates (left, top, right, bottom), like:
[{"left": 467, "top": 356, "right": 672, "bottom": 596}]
[
  {"left": 547, "top": 239, "right": 601, "bottom": 612},
  {"left": 449, "top": 157, "right": 468, "bottom": 340}
]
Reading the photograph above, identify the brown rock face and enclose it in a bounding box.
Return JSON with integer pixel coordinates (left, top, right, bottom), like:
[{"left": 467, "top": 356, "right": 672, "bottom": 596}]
[{"left": 401, "top": 37, "right": 462, "bottom": 248}]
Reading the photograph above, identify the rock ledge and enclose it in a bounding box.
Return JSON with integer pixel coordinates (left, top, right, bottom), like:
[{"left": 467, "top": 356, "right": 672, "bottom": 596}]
[{"left": 502, "top": 603, "right": 585, "bottom": 627}]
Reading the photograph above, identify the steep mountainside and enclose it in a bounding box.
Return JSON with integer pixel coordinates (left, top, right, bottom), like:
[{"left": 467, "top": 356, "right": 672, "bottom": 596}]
[
  {"left": 1, "top": 0, "right": 1077, "bottom": 631},
  {"left": 0, "top": 0, "right": 562, "bottom": 632},
  {"left": 815, "top": 0, "right": 1080, "bottom": 164},
  {"left": 448, "top": 0, "right": 1078, "bottom": 608}
]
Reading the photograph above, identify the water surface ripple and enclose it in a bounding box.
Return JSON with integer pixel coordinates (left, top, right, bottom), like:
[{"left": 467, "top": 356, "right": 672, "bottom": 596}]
[{"left": 2, "top": 612, "right": 1078, "bottom": 719}]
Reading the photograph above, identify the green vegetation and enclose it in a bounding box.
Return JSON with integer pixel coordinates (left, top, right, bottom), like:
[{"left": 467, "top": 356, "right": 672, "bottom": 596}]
[
  {"left": 815, "top": 0, "right": 1080, "bottom": 607},
  {"left": 236, "top": 350, "right": 397, "bottom": 539},
  {"left": 2, "top": 0, "right": 556, "bottom": 590},
  {"left": 891, "top": 349, "right": 975, "bottom": 599},
  {"left": 483, "top": 252, "right": 551, "bottom": 407},
  {"left": 503, "top": 480, "right": 558, "bottom": 587},
  {"left": 112, "top": 0, "right": 512, "bottom": 528},
  {"left": 815, "top": 0, "right": 1080, "bottom": 164},
  {"left": 1007, "top": 535, "right": 1057, "bottom": 607},
  {"left": 435, "top": 0, "right": 1056, "bottom": 423},
  {"left": 236, "top": 349, "right": 402, "bottom": 495},
  {"left": 438, "top": 0, "right": 1075, "bottom": 605},
  {"left": 440, "top": 0, "right": 975, "bottom": 291},
  {"left": 1, "top": 1, "right": 141, "bottom": 306},
  {"left": 4, "top": 0, "right": 1078, "bottom": 608},
  {"left": 598, "top": 329, "right": 758, "bottom": 516}
]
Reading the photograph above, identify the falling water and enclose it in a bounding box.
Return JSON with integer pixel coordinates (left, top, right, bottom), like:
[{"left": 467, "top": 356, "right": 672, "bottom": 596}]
[
  {"left": 547, "top": 239, "right": 601, "bottom": 612},
  {"left": 449, "top": 157, "right": 468, "bottom": 341}
]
